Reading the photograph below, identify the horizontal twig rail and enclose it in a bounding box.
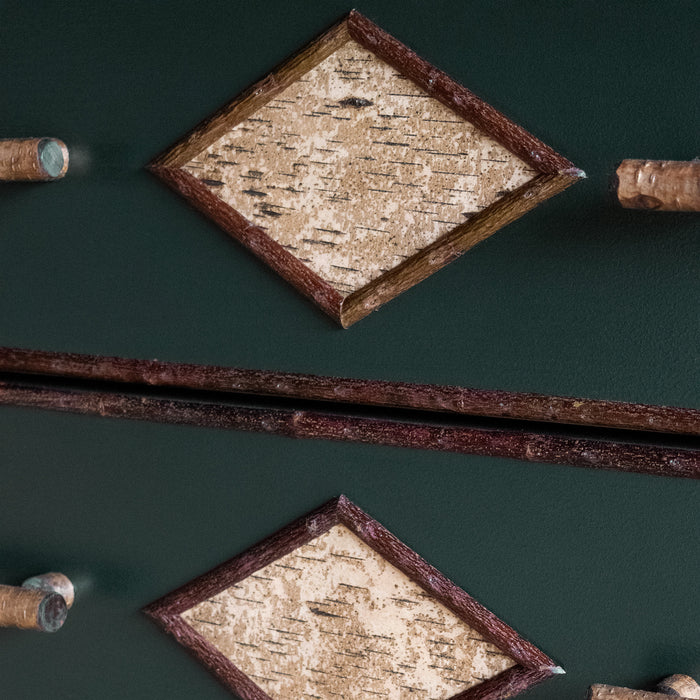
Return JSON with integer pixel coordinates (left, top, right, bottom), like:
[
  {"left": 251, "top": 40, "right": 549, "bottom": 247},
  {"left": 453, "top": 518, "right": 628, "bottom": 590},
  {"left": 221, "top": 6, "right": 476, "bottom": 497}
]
[
  {"left": 0, "top": 381, "right": 697, "bottom": 479},
  {"left": 0, "top": 346, "right": 697, "bottom": 436}
]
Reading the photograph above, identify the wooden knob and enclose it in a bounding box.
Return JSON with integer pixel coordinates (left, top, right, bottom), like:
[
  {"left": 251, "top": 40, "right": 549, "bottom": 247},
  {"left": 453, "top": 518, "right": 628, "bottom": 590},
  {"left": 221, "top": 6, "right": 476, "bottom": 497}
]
[
  {"left": 657, "top": 675, "right": 700, "bottom": 699},
  {"left": 589, "top": 678, "right": 700, "bottom": 700},
  {"left": 0, "top": 137, "right": 69, "bottom": 181},
  {"left": 0, "top": 572, "right": 74, "bottom": 632},
  {"left": 22, "top": 572, "right": 75, "bottom": 609},
  {"left": 613, "top": 159, "right": 700, "bottom": 212},
  {"left": 0, "top": 585, "right": 67, "bottom": 632},
  {"left": 590, "top": 684, "right": 661, "bottom": 700}
]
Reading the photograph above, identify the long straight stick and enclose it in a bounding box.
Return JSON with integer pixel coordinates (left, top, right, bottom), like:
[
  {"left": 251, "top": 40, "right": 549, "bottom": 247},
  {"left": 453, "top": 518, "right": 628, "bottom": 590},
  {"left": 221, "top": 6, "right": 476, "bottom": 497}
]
[
  {"left": 0, "top": 382, "right": 697, "bottom": 479},
  {"left": 0, "top": 347, "right": 697, "bottom": 436}
]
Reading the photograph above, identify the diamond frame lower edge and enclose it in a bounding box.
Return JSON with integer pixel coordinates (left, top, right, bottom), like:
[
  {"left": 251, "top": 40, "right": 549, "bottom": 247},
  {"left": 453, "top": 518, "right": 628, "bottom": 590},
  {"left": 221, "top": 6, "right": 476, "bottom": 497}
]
[{"left": 144, "top": 496, "right": 561, "bottom": 700}]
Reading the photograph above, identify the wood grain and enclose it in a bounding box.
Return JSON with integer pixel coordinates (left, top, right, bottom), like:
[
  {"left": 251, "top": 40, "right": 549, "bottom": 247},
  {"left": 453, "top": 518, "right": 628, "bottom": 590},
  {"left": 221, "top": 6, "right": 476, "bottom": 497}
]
[
  {"left": 152, "top": 166, "right": 344, "bottom": 320},
  {"left": 0, "top": 382, "right": 697, "bottom": 479},
  {"left": 0, "top": 138, "right": 68, "bottom": 181},
  {"left": 150, "top": 11, "right": 583, "bottom": 326},
  {"left": 340, "top": 171, "right": 578, "bottom": 326},
  {"left": 614, "top": 160, "right": 700, "bottom": 211},
  {"left": 0, "top": 346, "right": 697, "bottom": 436},
  {"left": 589, "top": 685, "right": 700, "bottom": 700},
  {"left": 150, "top": 18, "right": 352, "bottom": 169},
  {"left": 145, "top": 496, "right": 560, "bottom": 700},
  {"left": 0, "top": 585, "right": 67, "bottom": 632},
  {"left": 346, "top": 11, "right": 577, "bottom": 175}
]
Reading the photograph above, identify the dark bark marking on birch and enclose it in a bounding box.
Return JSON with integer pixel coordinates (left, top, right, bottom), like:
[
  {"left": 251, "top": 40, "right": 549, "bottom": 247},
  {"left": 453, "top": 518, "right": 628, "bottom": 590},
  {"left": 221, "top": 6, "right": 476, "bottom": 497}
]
[{"left": 339, "top": 97, "right": 375, "bottom": 108}]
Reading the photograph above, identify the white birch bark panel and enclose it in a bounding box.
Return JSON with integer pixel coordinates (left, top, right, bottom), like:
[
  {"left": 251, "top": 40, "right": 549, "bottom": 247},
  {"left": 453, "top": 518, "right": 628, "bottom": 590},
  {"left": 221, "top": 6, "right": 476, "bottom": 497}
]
[
  {"left": 182, "top": 524, "right": 515, "bottom": 700},
  {"left": 184, "top": 40, "right": 536, "bottom": 296}
]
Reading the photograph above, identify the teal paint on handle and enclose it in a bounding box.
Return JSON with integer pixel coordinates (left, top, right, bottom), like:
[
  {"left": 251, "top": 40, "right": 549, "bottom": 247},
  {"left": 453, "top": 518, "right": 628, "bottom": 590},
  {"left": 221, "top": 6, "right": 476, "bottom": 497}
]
[{"left": 38, "top": 138, "right": 66, "bottom": 178}]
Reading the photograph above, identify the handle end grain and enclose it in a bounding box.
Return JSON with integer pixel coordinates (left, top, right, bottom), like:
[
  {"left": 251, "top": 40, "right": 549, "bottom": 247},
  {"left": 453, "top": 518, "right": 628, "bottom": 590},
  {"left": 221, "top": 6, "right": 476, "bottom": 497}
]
[
  {"left": 0, "top": 585, "right": 68, "bottom": 632},
  {"left": 36, "top": 592, "right": 68, "bottom": 632}
]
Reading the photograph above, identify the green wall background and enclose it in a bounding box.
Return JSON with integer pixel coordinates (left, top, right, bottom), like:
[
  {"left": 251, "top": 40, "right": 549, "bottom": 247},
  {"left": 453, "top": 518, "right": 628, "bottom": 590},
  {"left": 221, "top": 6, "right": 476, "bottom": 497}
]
[{"left": 0, "top": 1, "right": 698, "bottom": 699}]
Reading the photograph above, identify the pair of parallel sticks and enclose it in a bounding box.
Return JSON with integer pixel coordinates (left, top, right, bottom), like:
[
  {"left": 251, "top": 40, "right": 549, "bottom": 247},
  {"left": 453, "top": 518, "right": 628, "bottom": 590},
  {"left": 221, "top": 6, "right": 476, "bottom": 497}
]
[{"left": 0, "top": 347, "right": 697, "bottom": 478}]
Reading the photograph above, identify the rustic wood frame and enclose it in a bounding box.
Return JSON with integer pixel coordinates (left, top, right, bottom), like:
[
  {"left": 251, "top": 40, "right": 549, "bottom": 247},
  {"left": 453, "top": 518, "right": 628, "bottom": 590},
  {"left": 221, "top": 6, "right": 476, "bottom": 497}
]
[
  {"left": 144, "top": 496, "right": 561, "bottom": 700},
  {"left": 149, "top": 10, "right": 583, "bottom": 327}
]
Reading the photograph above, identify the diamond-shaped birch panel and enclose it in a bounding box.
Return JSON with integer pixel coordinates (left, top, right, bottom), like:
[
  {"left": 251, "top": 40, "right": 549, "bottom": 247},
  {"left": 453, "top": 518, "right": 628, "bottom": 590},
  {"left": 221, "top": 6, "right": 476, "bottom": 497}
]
[
  {"left": 145, "top": 496, "right": 562, "bottom": 700},
  {"left": 151, "top": 11, "right": 583, "bottom": 326}
]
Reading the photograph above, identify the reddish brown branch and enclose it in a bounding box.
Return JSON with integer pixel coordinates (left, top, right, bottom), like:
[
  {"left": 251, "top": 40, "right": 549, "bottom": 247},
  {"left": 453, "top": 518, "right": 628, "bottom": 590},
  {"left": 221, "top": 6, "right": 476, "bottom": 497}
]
[
  {"left": 0, "top": 346, "right": 697, "bottom": 436},
  {"left": 152, "top": 166, "right": 344, "bottom": 322},
  {"left": 0, "top": 382, "right": 697, "bottom": 479},
  {"left": 346, "top": 11, "right": 577, "bottom": 175}
]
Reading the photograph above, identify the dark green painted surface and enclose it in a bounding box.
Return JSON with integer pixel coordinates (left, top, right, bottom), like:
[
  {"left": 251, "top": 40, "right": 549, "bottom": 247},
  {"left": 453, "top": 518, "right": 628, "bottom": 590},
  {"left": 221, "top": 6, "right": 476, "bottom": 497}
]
[{"left": 0, "top": 1, "right": 698, "bottom": 698}]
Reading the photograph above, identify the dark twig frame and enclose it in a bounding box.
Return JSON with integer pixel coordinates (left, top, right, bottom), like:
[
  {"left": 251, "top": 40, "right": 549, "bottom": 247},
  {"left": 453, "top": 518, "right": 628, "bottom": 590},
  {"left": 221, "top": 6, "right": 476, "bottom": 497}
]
[
  {"left": 144, "top": 496, "right": 562, "bottom": 700},
  {"left": 149, "top": 10, "right": 584, "bottom": 327}
]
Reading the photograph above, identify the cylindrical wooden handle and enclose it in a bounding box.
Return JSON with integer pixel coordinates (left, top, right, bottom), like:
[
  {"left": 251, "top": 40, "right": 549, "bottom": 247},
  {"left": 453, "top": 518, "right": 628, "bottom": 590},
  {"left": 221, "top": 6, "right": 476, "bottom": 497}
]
[
  {"left": 0, "top": 585, "right": 67, "bottom": 632},
  {"left": 590, "top": 680, "right": 700, "bottom": 700},
  {"left": 657, "top": 675, "right": 700, "bottom": 699},
  {"left": 0, "top": 137, "right": 69, "bottom": 181},
  {"left": 613, "top": 159, "right": 700, "bottom": 211},
  {"left": 590, "top": 684, "right": 657, "bottom": 700}
]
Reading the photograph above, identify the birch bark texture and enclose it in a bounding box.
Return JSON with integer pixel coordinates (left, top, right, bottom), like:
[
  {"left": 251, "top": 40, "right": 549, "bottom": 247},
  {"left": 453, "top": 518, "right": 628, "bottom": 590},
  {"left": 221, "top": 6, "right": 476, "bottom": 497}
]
[
  {"left": 182, "top": 524, "right": 515, "bottom": 700},
  {"left": 151, "top": 11, "right": 583, "bottom": 326},
  {"left": 145, "top": 496, "right": 559, "bottom": 700},
  {"left": 184, "top": 40, "right": 537, "bottom": 296}
]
